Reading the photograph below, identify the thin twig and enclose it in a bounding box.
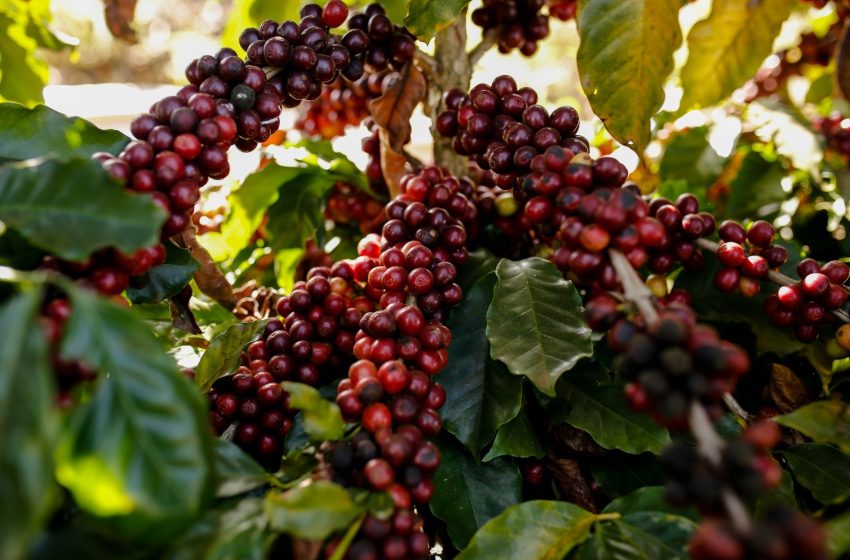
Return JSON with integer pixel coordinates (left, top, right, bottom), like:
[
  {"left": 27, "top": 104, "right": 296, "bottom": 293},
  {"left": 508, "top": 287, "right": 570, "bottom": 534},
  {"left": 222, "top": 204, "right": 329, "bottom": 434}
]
[
  {"left": 608, "top": 249, "right": 659, "bottom": 327},
  {"left": 263, "top": 65, "right": 285, "bottom": 80},
  {"left": 696, "top": 238, "right": 850, "bottom": 323},
  {"left": 468, "top": 28, "right": 500, "bottom": 66},
  {"left": 723, "top": 392, "right": 749, "bottom": 422},
  {"left": 414, "top": 49, "right": 437, "bottom": 77},
  {"left": 690, "top": 402, "right": 753, "bottom": 533}
]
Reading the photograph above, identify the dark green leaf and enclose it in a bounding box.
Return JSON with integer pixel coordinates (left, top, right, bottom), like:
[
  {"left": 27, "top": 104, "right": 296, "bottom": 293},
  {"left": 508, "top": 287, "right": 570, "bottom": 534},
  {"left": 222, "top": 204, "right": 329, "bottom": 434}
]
[
  {"left": 482, "top": 406, "right": 545, "bottom": 462},
  {"left": 756, "top": 470, "right": 796, "bottom": 516},
  {"left": 430, "top": 436, "right": 522, "bottom": 549},
  {"left": 549, "top": 365, "right": 671, "bottom": 455},
  {"left": 775, "top": 401, "right": 850, "bottom": 453},
  {"left": 442, "top": 274, "right": 522, "bottom": 454},
  {"left": 264, "top": 481, "right": 361, "bottom": 540},
  {"left": 0, "top": 103, "right": 128, "bottom": 162},
  {"left": 0, "top": 157, "right": 166, "bottom": 260},
  {"left": 679, "top": 0, "right": 792, "bottom": 111},
  {"left": 588, "top": 453, "right": 666, "bottom": 498},
  {"left": 574, "top": 512, "right": 695, "bottom": 560},
  {"left": 603, "top": 486, "right": 698, "bottom": 521},
  {"left": 282, "top": 382, "right": 344, "bottom": 441},
  {"left": 264, "top": 169, "right": 336, "bottom": 252},
  {"left": 577, "top": 0, "right": 682, "bottom": 154},
  {"left": 293, "top": 138, "right": 373, "bottom": 196},
  {"left": 127, "top": 245, "right": 199, "bottom": 304},
  {"left": 458, "top": 249, "right": 499, "bottom": 293},
  {"left": 455, "top": 500, "right": 601, "bottom": 560},
  {"left": 0, "top": 289, "right": 59, "bottom": 560},
  {"left": 658, "top": 126, "right": 727, "bottom": 192},
  {"left": 166, "top": 498, "right": 271, "bottom": 560},
  {"left": 57, "top": 287, "right": 213, "bottom": 542},
  {"left": 487, "top": 257, "right": 593, "bottom": 396},
  {"left": 726, "top": 149, "right": 787, "bottom": 220},
  {"left": 213, "top": 440, "right": 270, "bottom": 498},
  {"left": 779, "top": 443, "right": 850, "bottom": 505},
  {"left": 404, "top": 0, "right": 469, "bottom": 40},
  {"left": 196, "top": 320, "right": 269, "bottom": 392}
]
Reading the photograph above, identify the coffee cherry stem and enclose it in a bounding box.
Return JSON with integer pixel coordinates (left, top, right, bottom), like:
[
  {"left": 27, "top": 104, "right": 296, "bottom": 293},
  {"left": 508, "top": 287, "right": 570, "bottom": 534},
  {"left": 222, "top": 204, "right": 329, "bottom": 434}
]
[
  {"left": 696, "top": 238, "right": 850, "bottom": 323},
  {"left": 263, "top": 65, "right": 285, "bottom": 80},
  {"left": 469, "top": 28, "right": 501, "bottom": 65},
  {"left": 722, "top": 392, "right": 749, "bottom": 422},
  {"left": 690, "top": 401, "right": 754, "bottom": 533},
  {"left": 608, "top": 248, "right": 659, "bottom": 326}
]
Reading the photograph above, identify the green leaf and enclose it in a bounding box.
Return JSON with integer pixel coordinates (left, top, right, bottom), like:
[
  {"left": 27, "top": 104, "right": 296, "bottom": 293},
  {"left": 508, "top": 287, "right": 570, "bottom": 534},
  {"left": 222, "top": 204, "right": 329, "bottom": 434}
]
[
  {"left": 213, "top": 440, "right": 270, "bottom": 499},
  {"left": 0, "top": 289, "right": 59, "bottom": 560},
  {"left": 293, "top": 138, "right": 372, "bottom": 196},
  {"left": 487, "top": 257, "right": 593, "bottom": 396},
  {"left": 456, "top": 501, "right": 601, "bottom": 560},
  {"left": 726, "top": 149, "right": 787, "bottom": 220},
  {"left": 775, "top": 401, "right": 850, "bottom": 453},
  {"left": 166, "top": 498, "right": 271, "bottom": 560},
  {"left": 574, "top": 512, "right": 695, "bottom": 560},
  {"left": 404, "top": 0, "right": 469, "bottom": 40},
  {"left": 220, "top": 164, "right": 309, "bottom": 260},
  {"left": 576, "top": 0, "right": 682, "bottom": 154},
  {"left": 282, "top": 382, "right": 344, "bottom": 441},
  {"left": 658, "top": 126, "right": 727, "bottom": 191},
  {"left": 459, "top": 249, "right": 499, "bottom": 293},
  {"left": 430, "top": 436, "right": 522, "bottom": 549},
  {"left": 196, "top": 320, "right": 269, "bottom": 392},
  {"left": 0, "top": 103, "right": 128, "bottom": 162},
  {"left": 679, "top": 0, "right": 793, "bottom": 111},
  {"left": 603, "top": 486, "right": 698, "bottom": 521},
  {"left": 588, "top": 453, "right": 666, "bottom": 498},
  {"left": 548, "top": 364, "right": 671, "bottom": 455},
  {"left": 442, "top": 273, "right": 523, "bottom": 454},
  {"left": 56, "top": 287, "right": 213, "bottom": 542},
  {"left": 0, "top": 157, "right": 166, "bottom": 261},
  {"left": 264, "top": 480, "right": 361, "bottom": 540},
  {"left": 483, "top": 406, "right": 545, "bottom": 462},
  {"left": 127, "top": 245, "right": 199, "bottom": 304},
  {"left": 779, "top": 443, "right": 850, "bottom": 505},
  {"left": 756, "top": 470, "right": 796, "bottom": 516},
  {"left": 265, "top": 169, "right": 336, "bottom": 253},
  {"left": 0, "top": 11, "right": 48, "bottom": 106},
  {"left": 827, "top": 508, "right": 850, "bottom": 559}
]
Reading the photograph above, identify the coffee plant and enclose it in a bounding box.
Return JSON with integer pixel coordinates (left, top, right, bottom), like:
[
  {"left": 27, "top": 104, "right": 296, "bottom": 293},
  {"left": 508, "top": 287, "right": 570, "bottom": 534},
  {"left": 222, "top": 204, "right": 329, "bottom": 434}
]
[{"left": 3, "top": 0, "right": 850, "bottom": 558}]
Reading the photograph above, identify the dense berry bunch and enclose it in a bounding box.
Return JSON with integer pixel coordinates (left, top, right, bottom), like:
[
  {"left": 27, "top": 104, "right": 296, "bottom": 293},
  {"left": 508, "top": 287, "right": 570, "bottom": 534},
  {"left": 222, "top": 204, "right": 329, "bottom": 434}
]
[
  {"left": 437, "top": 75, "right": 585, "bottom": 187},
  {"left": 469, "top": 170, "right": 537, "bottom": 259},
  {"left": 347, "top": 3, "right": 416, "bottom": 73},
  {"left": 763, "top": 257, "right": 849, "bottom": 341},
  {"left": 689, "top": 510, "right": 828, "bottom": 560},
  {"left": 295, "top": 77, "right": 372, "bottom": 138},
  {"left": 547, "top": 0, "right": 577, "bottom": 21},
  {"left": 471, "top": 0, "right": 550, "bottom": 56},
  {"left": 815, "top": 112, "right": 850, "bottom": 161},
  {"left": 608, "top": 308, "right": 750, "bottom": 425},
  {"left": 325, "top": 181, "right": 387, "bottom": 234},
  {"left": 712, "top": 219, "right": 787, "bottom": 297},
  {"left": 661, "top": 422, "right": 782, "bottom": 512},
  {"left": 237, "top": 1, "right": 360, "bottom": 107}
]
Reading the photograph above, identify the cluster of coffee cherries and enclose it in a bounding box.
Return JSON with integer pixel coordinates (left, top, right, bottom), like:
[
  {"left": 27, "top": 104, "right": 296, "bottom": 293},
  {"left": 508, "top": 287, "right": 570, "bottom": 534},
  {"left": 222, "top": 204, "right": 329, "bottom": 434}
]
[
  {"left": 547, "top": 0, "right": 577, "bottom": 21},
  {"left": 325, "top": 181, "right": 387, "bottom": 234},
  {"left": 664, "top": 421, "right": 827, "bottom": 559},
  {"left": 814, "top": 112, "right": 850, "bottom": 161},
  {"left": 607, "top": 308, "right": 750, "bottom": 426},
  {"left": 437, "top": 75, "right": 585, "bottom": 186},
  {"left": 763, "top": 257, "right": 849, "bottom": 342},
  {"left": 295, "top": 77, "right": 372, "bottom": 138},
  {"left": 237, "top": 1, "right": 363, "bottom": 108},
  {"left": 661, "top": 422, "right": 782, "bottom": 511},
  {"left": 712, "top": 219, "right": 787, "bottom": 297},
  {"left": 471, "top": 0, "right": 550, "bottom": 56},
  {"left": 468, "top": 169, "right": 537, "bottom": 259},
  {"left": 346, "top": 4, "right": 416, "bottom": 73}
]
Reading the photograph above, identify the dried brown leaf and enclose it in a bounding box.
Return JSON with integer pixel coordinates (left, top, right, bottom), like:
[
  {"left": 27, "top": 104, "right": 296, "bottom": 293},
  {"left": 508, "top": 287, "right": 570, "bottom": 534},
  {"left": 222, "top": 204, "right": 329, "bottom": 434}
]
[
  {"left": 377, "top": 127, "right": 409, "bottom": 198},
  {"left": 547, "top": 423, "right": 608, "bottom": 457},
  {"left": 548, "top": 458, "right": 598, "bottom": 512},
  {"left": 169, "top": 297, "right": 201, "bottom": 334},
  {"left": 368, "top": 61, "right": 427, "bottom": 151},
  {"left": 176, "top": 228, "right": 237, "bottom": 310},
  {"left": 104, "top": 0, "right": 139, "bottom": 42},
  {"left": 768, "top": 363, "right": 811, "bottom": 413},
  {"left": 292, "top": 538, "right": 323, "bottom": 560}
]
